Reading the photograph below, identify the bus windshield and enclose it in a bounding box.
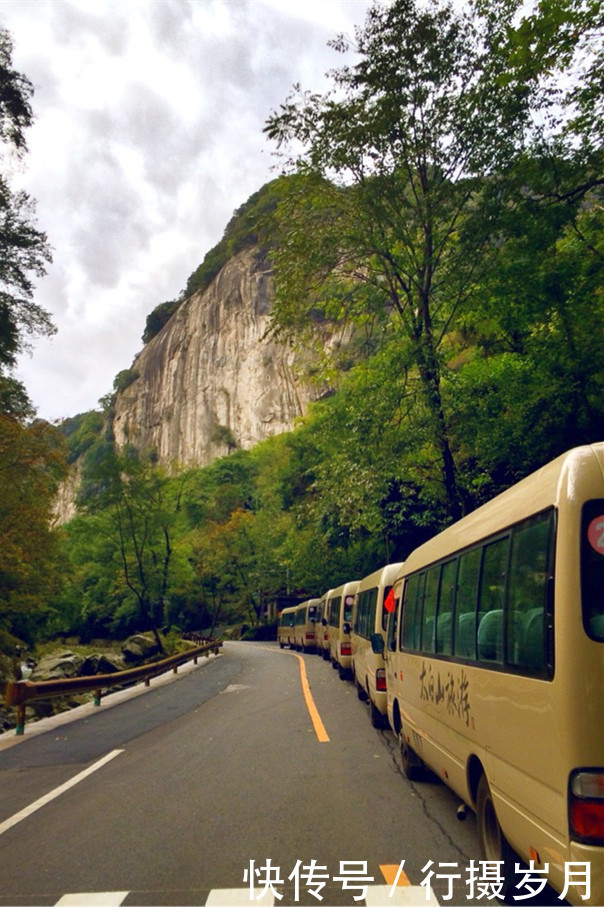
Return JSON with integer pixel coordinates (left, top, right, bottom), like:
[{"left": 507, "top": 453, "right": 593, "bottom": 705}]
[{"left": 582, "top": 499, "right": 604, "bottom": 640}]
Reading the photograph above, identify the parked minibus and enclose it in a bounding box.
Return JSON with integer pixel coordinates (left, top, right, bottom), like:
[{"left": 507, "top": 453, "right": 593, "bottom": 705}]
[
  {"left": 293, "top": 598, "right": 321, "bottom": 653},
  {"left": 380, "top": 443, "right": 604, "bottom": 905},
  {"left": 351, "top": 562, "right": 403, "bottom": 727},
  {"left": 315, "top": 591, "right": 332, "bottom": 658},
  {"left": 277, "top": 605, "right": 297, "bottom": 649},
  {"left": 327, "top": 580, "right": 359, "bottom": 679}
]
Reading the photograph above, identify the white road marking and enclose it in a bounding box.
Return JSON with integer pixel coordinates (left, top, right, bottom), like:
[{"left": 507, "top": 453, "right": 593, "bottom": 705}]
[
  {"left": 366, "top": 884, "right": 440, "bottom": 904},
  {"left": 55, "top": 894, "right": 129, "bottom": 906},
  {"left": 42, "top": 886, "right": 439, "bottom": 905},
  {"left": 0, "top": 749, "right": 123, "bottom": 837},
  {"left": 205, "top": 888, "right": 277, "bottom": 904}
]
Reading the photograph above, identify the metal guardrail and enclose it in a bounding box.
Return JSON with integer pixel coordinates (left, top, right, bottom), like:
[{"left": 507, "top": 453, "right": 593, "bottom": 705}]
[{"left": 3, "top": 638, "right": 222, "bottom": 735}]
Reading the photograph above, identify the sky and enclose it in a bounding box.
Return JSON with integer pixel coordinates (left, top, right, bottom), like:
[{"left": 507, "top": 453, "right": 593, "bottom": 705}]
[{"left": 0, "top": 0, "right": 372, "bottom": 423}]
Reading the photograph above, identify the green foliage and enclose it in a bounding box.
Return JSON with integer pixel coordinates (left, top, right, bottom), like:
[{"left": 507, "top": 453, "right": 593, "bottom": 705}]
[
  {"left": 210, "top": 422, "right": 238, "bottom": 451},
  {"left": 0, "top": 29, "right": 54, "bottom": 405},
  {"left": 59, "top": 410, "right": 105, "bottom": 464},
  {"left": 113, "top": 368, "right": 139, "bottom": 393},
  {"left": 0, "top": 29, "right": 33, "bottom": 154},
  {"left": 0, "top": 415, "right": 68, "bottom": 653},
  {"left": 142, "top": 299, "right": 181, "bottom": 345}
]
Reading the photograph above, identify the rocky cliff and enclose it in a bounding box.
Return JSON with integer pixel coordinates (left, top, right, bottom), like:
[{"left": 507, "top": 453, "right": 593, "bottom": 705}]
[{"left": 111, "top": 246, "right": 325, "bottom": 470}]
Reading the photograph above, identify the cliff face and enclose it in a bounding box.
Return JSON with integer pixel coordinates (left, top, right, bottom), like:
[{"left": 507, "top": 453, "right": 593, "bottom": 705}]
[{"left": 112, "top": 247, "right": 322, "bottom": 469}]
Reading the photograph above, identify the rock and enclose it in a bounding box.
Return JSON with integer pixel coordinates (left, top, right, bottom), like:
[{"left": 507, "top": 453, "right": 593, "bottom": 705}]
[
  {"left": 111, "top": 247, "right": 338, "bottom": 471},
  {"left": 31, "top": 652, "right": 86, "bottom": 681},
  {"left": 121, "top": 634, "right": 160, "bottom": 664},
  {"left": 80, "top": 653, "right": 125, "bottom": 675}
]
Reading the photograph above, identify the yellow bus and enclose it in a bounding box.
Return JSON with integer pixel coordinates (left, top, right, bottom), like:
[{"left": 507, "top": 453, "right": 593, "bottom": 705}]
[
  {"left": 293, "top": 598, "right": 321, "bottom": 653},
  {"left": 380, "top": 443, "right": 604, "bottom": 905},
  {"left": 277, "top": 605, "right": 297, "bottom": 649},
  {"left": 351, "top": 562, "right": 403, "bottom": 727},
  {"left": 326, "top": 580, "right": 359, "bottom": 679},
  {"left": 315, "top": 590, "right": 332, "bottom": 659}
]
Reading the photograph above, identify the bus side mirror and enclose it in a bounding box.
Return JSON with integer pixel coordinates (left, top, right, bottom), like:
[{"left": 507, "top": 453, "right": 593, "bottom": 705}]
[{"left": 371, "top": 633, "right": 384, "bottom": 655}]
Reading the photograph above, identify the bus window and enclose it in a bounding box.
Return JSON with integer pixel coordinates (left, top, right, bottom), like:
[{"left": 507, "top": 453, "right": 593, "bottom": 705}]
[
  {"left": 402, "top": 572, "right": 424, "bottom": 651},
  {"left": 507, "top": 511, "right": 554, "bottom": 671},
  {"left": 421, "top": 565, "right": 440, "bottom": 653},
  {"left": 329, "top": 597, "right": 342, "bottom": 628},
  {"left": 582, "top": 499, "right": 604, "bottom": 641},
  {"left": 436, "top": 558, "right": 457, "bottom": 655},
  {"left": 454, "top": 547, "right": 481, "bottom": 659},
  {"left": 477, "top": 537, "right": 508, "bottom": 663},
  {"left": 343, "top": 595, "right": 354, "bottom": 623},
  {"left": 355, "top": 587, "right": 378, "bottom": 638},
  {"left": 387, "top": 601, "right": 398, "bottom": 652}
]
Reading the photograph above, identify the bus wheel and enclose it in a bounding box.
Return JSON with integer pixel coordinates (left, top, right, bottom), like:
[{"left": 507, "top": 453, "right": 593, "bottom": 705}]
[
  {"left": 356, "top": 680, "right": 368, "bottom": 701},
  {"left": 370, "top": 700, "right": 385, "bottom": 728},
  {"left": 400, "top": 734, "right": 425, "bottom": 781},
  {"left": 476, "top": 774, "right": 515, "bottom": 894}
]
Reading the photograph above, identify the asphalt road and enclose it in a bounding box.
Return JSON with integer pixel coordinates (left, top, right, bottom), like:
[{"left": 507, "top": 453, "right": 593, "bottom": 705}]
[{"left": 0, "top": 642, "right": 544, "bottom": 906}]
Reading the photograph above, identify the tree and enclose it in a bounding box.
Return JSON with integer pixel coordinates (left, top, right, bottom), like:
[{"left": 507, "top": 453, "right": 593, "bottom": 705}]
[
  {"left": 0, "top": 28, "right": 54, "bottom": 411},
  {"left": 504, "top": 0, "right": 603, "bottom": 176},
  {"left": 77, "top": 445, "right": 189, "bottom": 650},
  {"left": 264, "top": 0, "right": 538, "bottom": 521},
  {"left": 0, "top": 414, "right": 67, "bottom": 653}
]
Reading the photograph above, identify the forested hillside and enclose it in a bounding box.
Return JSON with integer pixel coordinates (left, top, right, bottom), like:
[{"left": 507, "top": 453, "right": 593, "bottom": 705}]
[{"left": 1, "top": 0, "right": 602, "bottom": 659}]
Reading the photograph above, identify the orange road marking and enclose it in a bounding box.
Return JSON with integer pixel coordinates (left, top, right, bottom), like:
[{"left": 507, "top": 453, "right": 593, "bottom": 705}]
[
  {"left": 258, "top": 644, "right": 330, "bottom": 742},
  {"left": 380, "top": 864, "right": 411, "bottom": 887},
  {"left": 294, "top": 652, "right": 330, "bottom": 742}
]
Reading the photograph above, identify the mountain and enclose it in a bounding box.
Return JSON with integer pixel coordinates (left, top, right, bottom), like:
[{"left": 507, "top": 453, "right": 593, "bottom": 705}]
[{"left": 111, "top": 244, "right": 327, "bottom": 471}]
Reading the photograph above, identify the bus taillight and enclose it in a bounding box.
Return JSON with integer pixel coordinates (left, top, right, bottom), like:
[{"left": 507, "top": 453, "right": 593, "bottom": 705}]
[
  {"left": 569, "top": 770, "right": 604, "bottom": 844},
  {"left": 376, "top": 668, "right": 387, "bottom": 692},
  {"left": 341, "top": 642, "right": 352, "bottom": 656}
]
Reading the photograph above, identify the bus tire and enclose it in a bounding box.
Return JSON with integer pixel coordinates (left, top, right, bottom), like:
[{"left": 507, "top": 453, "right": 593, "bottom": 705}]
[
  {"left": 476, "top": 774, "right": 515, "bottom": 896},
  {"left": 400, "top": 735, "right": 426, "bottom": 781},
  {"left": 370, "top": 700, "right": 385, "bottom": 728},
  {"left": 356, "top": 680, "right": 368, "bottom": 701}
]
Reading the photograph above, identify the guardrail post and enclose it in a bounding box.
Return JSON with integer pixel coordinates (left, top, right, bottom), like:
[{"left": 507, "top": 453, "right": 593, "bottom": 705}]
[{"left": 16, "top": 703, "right": 25, "bottom": 735}]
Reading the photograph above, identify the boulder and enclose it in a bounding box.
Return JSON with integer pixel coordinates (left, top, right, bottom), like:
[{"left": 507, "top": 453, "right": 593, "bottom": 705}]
[
  {"left": 31, "top": 652, "right": 86, "bottom": 681},
  {"left": 121, "top": 634, "right": 160, "bottom": 664},
  {"left": 80, "top": 653, "right": 125, "bottom": 676}
]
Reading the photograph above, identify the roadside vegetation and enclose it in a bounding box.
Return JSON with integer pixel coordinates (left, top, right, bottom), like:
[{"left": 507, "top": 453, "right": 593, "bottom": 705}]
[{"left": 0, "top": 1, "right": 602, "bottom": 666}]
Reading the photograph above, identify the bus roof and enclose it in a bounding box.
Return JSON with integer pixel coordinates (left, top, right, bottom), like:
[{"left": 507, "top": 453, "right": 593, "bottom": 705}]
[
  {"left": 357, "top": 562, "right": 404, "bottom": 592},
  {"left": 398, "top": 442, "right": 604, "bottom": 577}
]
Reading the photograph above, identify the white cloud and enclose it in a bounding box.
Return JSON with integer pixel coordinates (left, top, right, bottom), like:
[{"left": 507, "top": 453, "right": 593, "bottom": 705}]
[{"left": 0, "top": 0, "right": 370, "bottom": 421}]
